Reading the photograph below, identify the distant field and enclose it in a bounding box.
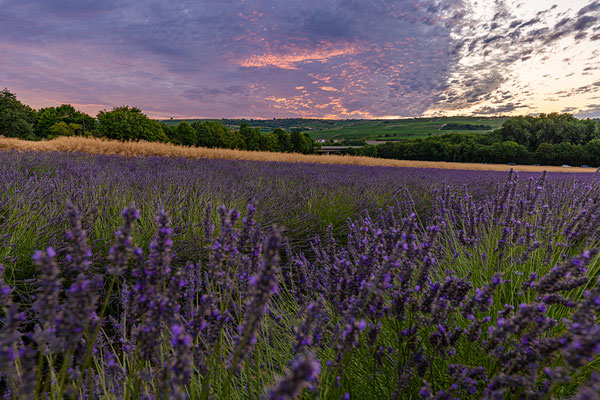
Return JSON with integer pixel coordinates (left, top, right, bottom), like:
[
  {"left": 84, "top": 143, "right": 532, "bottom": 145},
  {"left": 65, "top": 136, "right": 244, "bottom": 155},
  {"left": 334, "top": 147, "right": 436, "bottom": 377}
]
[
  {"left": 0, "top": 135, "right": 593, "bottom": 173},
  {"left": 158, "top": 116, "right": 508, "bottom": 140}
]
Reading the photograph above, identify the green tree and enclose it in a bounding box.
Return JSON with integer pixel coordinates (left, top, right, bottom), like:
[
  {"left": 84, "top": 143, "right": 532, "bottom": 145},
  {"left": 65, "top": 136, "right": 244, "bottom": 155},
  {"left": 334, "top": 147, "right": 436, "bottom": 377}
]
[
  {"left": 160, "top": 123, "right": 177, "bottom": 142},
  {"left": 535, "top": 143, "right": 555, "bottom": 165},
  {"left": 357, "top": 144, "right": 378, "bottom": 157},
  {"left": 491, "top": 141, "right": 530, "bottom": 164},
  {"left": 262, "top": 132, "right": 279, "bottom": 152},
  {"left": 273, "top": 128, "right": 292, "bottom": 152},
  {"left": 290, "top": 130, "right": 310, "bottom": 154},
  {"left": 55, "top": 104, "right": 96, "bottom": 133},
  {"left": 36, "top": 105, "right": 96, "bottom": 138},
  {"left": 302, "top": 132, "right": 315, "bottom": 154},
  {"left": 35, "top": 108, "right": 61, "bottom": 138},
  {"left": 229, "top": 130, "right": 245, "bottom": 150},
  {"left": 49, "top": 122, "right": 81, "bottom": 137},
  {"left": 193, "top": 121, "right": 229, "bottom": 148},
  {"left": 174, "top": 121, "right": 196, "bottom": 146},
  {"left": 239, "top": 123, "right": 262, "bottom": 151},
  {"left": 0, "top": 88, "right": 37, "bottom": 139},
  {"left": 554, "top": 142, "right": 577, "bottom": 165},
  {"left": 97, "top": 106, "right": 167, "bottom": 142},
  {"left": 583, "top": 139, "right": 600, "bottom": 166}
]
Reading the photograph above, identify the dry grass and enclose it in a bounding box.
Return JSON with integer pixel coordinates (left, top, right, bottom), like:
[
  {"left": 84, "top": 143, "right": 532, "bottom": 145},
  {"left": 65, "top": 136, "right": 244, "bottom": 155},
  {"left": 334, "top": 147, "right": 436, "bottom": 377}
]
[{"left": 0, "top": 135, "right": 595, "bottom": 173}]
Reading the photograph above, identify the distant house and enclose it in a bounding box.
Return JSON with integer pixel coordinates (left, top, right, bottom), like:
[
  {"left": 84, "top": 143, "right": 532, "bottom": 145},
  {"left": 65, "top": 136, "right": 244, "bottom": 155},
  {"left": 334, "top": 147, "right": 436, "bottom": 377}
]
[
  {"left": 315, "top": 139, "right": 327, "bottom": 143},
  {"left": 332, "top": 139, "right": 343, "bottom": 143}
]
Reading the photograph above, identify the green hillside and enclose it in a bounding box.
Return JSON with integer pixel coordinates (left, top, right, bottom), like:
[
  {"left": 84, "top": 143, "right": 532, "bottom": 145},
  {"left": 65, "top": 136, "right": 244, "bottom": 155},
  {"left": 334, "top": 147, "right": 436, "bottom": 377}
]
[{"left": 158, "top": 116, "right": 507, "bottom": 141}]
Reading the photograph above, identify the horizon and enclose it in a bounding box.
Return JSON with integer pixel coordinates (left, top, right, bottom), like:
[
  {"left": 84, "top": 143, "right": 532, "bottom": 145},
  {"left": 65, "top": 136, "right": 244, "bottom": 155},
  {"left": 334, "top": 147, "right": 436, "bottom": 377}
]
[{"left": 2, "top": 0, "right": 600, "bottom": 119}]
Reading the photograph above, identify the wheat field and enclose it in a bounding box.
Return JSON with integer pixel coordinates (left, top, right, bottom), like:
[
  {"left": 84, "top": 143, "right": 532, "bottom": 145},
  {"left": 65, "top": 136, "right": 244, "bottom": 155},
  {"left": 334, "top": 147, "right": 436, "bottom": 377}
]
[{"left": 0, "top": 135, "right": 595, "bottom": 172}]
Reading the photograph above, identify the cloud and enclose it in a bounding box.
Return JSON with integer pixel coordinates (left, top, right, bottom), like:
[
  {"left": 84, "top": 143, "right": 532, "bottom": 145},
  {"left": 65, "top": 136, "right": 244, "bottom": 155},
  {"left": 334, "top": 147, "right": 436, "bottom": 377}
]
[
  {"left": 425, "top": 0, "right": 600, "bottom": 117},
  {"left": 556, "top": 81, "right": 600, "bottom": 97},
  {"left": 0, "top": 0, "right": 599, "bottom": 118},
  {"left": 1, "top": 0, "right": 473, "bottom": 118},
  {"left": 473, "top": 103, "right": 527, "bottom": 115},
  {"left": 575, "top": 104, "right": 600, "bottom": 118}
]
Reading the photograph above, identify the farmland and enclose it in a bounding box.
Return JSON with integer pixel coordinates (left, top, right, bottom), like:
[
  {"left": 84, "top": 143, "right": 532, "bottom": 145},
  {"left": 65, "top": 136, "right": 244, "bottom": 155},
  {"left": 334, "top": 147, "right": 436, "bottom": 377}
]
[
  {"left": 1, "top": 149, "right": 599, "bottom": 399},
  {"left": 159, "top": 116, "right": 508, "bottom": 141},
  {"left": 0, "top": 135, "right": 595, "bottom": 173}
]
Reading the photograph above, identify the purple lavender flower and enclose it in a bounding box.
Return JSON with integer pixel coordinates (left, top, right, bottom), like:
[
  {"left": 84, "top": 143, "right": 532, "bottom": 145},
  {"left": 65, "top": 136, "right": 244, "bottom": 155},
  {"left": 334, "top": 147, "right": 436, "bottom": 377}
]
[
  {"left": 55, "top": 273, "right": 103, "bottom": 350},
  {"left": 293, "top": 301, "right": 327, "bottom": 354},
  {"left": 169, "top": 324, "right": 193, "bottom": 399},
  {"left": 64, "top": 200, "right": 92, "bottom": 275},
  {"left": 574, "top": 373, "right": 600, "bottom": 400},
  {"left": 265, "top": 354, "right": 320, "bottom": 400},
  {"left": 107, "top": 204, "right": 139, "bottom": 276},
  {"left": 231, "top": 229, "right": 280, "bottom": 373},
  {"left": 32, "top": 247, "right": 61, "bottom": 346},
  {"left": 147, "top": 209, "right": 173, "bottom": 288}
]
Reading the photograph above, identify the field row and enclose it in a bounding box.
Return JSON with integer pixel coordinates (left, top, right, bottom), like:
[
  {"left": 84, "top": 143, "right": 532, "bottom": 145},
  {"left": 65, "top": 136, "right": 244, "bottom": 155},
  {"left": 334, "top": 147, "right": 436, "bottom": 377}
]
[
  {"left": 0, "top": 135, "right": 595, "bottom": 173},
  {"left": 0, "top": 150, "right": 599, "bottom": 398}
]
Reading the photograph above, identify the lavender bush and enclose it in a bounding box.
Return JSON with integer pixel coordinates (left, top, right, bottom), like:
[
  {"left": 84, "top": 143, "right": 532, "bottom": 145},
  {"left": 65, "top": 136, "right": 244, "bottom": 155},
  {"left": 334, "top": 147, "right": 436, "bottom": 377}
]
[{"left": 0, "top": 151, "right": 599, "bottom": 398}]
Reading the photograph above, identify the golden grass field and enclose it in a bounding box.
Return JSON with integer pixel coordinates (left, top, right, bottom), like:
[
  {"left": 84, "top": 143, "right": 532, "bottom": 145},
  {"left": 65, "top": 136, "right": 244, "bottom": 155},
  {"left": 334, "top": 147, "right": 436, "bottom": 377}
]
[{"left": 0, "top": 135, "right": 595, "bottom": 173}]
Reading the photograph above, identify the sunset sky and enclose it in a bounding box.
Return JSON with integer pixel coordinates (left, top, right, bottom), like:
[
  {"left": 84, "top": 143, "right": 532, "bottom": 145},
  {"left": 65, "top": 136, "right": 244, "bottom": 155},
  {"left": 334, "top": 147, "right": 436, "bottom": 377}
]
[{"left": 1, "top": 0, "right": 600, "bottom": 119}]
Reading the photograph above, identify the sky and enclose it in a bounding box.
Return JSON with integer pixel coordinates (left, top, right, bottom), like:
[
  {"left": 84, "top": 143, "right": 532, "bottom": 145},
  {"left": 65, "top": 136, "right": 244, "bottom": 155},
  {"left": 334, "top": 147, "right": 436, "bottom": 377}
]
[{"left": 1, "top": 0, "right": 600, "bottom": 119}]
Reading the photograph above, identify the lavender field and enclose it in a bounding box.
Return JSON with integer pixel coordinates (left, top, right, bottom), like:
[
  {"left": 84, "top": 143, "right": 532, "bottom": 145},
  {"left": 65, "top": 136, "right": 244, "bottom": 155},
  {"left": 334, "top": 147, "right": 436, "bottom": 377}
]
[{"left": 1, "top": 150, "right": 600, "bottom": 399}]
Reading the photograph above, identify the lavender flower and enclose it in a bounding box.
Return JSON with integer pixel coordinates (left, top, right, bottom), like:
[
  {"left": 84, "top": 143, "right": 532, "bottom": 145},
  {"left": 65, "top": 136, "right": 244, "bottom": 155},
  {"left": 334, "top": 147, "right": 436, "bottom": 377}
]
[
  {"left": 32, "top": 247, "right": 61, "bottom": 346},
  {"left": 231, "top": 229, "right": 280, "bottom": 373},
  {"left": 147, "top": 209, "right": 173, "bottom": 289},
  {"left": 107, "top": 204, "right": 139, "bottom": 276},
  {"left": 169, "top": 324, "right": 193, "bottom": 399},
  {"left": 64, "top": 200, "right": 92, "bottom": 274},
  {"left": 264, "top": 354, "right": 320, "bottom": 400}
]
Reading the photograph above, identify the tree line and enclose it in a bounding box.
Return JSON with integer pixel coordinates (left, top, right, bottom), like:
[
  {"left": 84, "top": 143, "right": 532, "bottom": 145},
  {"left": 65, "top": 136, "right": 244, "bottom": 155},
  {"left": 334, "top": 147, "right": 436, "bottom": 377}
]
[
  {"left": 3, "top": 88, "right": 599, "bottom": 165},
  {"left": 0, "top": 89, "right": 315, "bottom": 154},
  {"left": 349, "top": 113, "right": 600, "bottom": 167},
  {"left": 440, "top": 123, "right": 492, "bottom": 130}
]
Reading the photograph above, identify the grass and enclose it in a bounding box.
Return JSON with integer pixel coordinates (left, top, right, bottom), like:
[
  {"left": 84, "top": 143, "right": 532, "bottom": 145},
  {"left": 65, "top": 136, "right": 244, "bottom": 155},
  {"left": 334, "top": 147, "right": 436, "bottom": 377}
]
[{"left": 0, "top": 135, "right": 594, "bottom": 173}]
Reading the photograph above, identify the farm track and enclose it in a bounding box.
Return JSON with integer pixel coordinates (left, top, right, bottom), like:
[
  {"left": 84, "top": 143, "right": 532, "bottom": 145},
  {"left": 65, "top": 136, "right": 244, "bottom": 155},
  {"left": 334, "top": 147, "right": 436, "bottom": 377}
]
[{"left": 0, "top": 135, "right": 595, "bottom": 173}]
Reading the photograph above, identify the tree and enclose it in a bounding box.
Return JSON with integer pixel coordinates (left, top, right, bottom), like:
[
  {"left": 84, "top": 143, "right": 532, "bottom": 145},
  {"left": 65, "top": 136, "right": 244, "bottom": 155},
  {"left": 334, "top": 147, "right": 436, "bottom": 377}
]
[
  {"left": 97, "top": 106, "right": 167, "bottom": 142},
  {"left": 554, "top": 142, "right": 577, "bottom": 165},
  {"left": 583, "top": 139, "right": 600, "bottom": 166},
  {"left": 239, "top": 123, "right": 262, "bottom": 151},
  {"left": 302, "top": 132, "right": 315, "bottom": 154},
  {"left": 535, "top": 143, "right": 555, "bottom": 165},
  {"left": 193, "top": 121, "right": 230, "bottom": 148},
  {"left": 262, "top": 132, "right": 279, "bottom": 152},
  {"left": 50, "top": 122, "right": 82, "bottom": 137},
  {"left": 174, "top": 121, "right": 196, "bottom": 146},
  {"left": 290, "top": 130, "right": 309, "bottom": 154},
  {"left": 36, "top": 105, "right": 96, "bottom": 138},
  {"left": 273, "top": 128, "right": 292, "bottom": 152},
  {"left": 35, "top": 108, "right": 61, "bottom": 138},
  {"left": 229, "top": 130, "right": 245, "bottom": 150},
  {"left": 55, "top": 104, "right": 96, "bottom": 133},
  {"left": 0, "top": 88, "right": 37, "bottom": 139},
  {"left": 160, "top": 123, "right": 177, "bottom": 142},
  {"left": 357, "top": 144, "right": 378, "bottom": 157}
]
